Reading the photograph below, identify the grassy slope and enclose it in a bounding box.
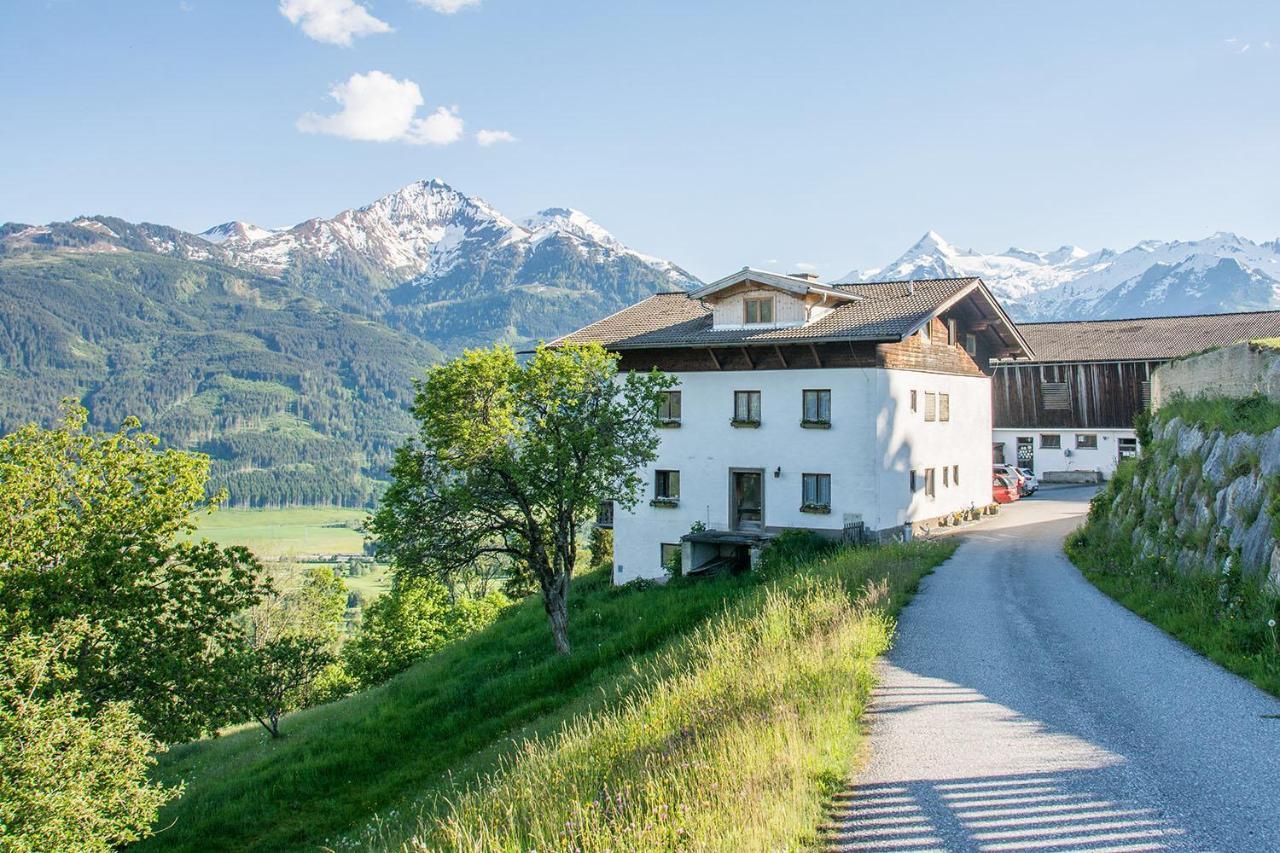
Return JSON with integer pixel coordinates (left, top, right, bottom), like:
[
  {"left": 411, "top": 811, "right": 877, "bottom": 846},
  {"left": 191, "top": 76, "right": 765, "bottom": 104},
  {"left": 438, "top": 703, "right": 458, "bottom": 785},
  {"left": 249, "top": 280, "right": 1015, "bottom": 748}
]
[
  {"left": 1067, "top": 394, "right": 1280, "bottom": 697},
  {"left": 192, "top": 507, "right": 368, "bottom": 559},
  {"left": 140, "top": 540, "right": 955, "bottom": 852}
]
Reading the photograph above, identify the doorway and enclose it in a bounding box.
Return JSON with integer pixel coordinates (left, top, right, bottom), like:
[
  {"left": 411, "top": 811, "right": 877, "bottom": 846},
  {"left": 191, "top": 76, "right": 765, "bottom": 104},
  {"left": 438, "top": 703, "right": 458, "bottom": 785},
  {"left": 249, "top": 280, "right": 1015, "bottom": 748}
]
[
  {"left": 730, "top": 469, "right": 764, "bottom": 531},
  {"left": 1017, "top": 436, "right": 1034, "bottom": 472}
]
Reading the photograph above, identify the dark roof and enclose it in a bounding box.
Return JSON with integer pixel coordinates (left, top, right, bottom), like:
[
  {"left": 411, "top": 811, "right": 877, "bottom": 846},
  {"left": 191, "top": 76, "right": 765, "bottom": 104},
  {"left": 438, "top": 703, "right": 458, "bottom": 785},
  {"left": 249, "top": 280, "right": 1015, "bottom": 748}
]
[
  {"left": 556, "top": 278, "right": 987, "bottom": 349},
  {"left": 1014, "top": 311, "right": 1280, "bottom": 363}
]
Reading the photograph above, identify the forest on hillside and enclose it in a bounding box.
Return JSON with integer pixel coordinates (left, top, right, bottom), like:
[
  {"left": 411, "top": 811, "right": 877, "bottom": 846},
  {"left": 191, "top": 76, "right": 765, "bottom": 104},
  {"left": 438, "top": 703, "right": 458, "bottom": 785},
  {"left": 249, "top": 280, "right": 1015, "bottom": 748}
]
[{"left": 0, "top": 252, "right": 442, "bottom": 507}]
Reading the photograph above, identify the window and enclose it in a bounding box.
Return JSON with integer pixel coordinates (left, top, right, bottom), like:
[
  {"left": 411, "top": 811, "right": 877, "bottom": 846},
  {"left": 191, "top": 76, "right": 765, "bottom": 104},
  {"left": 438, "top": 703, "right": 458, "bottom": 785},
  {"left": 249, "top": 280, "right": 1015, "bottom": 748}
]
[
  {"left": 910, "top": 470, "right": 917, "bottom": 491},
  {"left": 658, "top": 390, "right": 682, "bottom": 424},
  {"left": 654, "top": 470, "right": 680, "bottom": 500},
  {"left": 939, "top": 393, "right": 950, "bottom": 422},
  {"left": 1076, "top": 433, "right": 1098, "bottom": 450},
  {"left": 924, "top": 392, "right": 937, "bottom": 422},
  {"left": 953, "top": 464, "right": 959, "bottom": 485},
  {"left": 910, "top": 390, "right": 918, "bottom": 413},
  {"left": 1040, "top": 434, "right": 1061, "bottom": 449},
  {"left": 965, "top": 333, "right": 977, "bottom": 356},
  {"left": 802, "top": 389, "right": 831, "bottom": 425},
  {"left": 1041, "top": 381, "right": 1071, "bottom": 411},
  {"left": 947, "top": 318, "right": 958, "bottom": 346},
  {"left": 660, "top": 543, "right": 682, "bottom": 571},
  {"left": 802, "top": 473, "right": 831, "bottom": 509},
  {"left": 596, "top": 501, "right": 614, "bottom": 528},
  {"left": 733, "top": 390, "right": 761, "bottom": 425},
  {"left": 743, "top": 296, "right": 774, "bottom": 324},
  {"left": 924, "top": 468, "right": 936, "bottom": 498},
  {"left": 943, "top": 466, "right": 950, "bottom": 487}
]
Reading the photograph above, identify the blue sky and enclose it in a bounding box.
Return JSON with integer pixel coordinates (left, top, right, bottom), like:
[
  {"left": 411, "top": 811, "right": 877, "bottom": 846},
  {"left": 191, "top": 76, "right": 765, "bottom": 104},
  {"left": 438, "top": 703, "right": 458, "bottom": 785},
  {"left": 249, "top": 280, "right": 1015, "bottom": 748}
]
[{"left": 1, "top": 0, "right": 1277, "bottom": 280}]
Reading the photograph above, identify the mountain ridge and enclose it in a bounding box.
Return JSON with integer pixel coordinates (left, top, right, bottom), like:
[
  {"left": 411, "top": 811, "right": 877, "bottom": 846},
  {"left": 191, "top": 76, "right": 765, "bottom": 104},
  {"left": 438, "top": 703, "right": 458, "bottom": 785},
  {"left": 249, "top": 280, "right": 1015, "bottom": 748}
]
[{"left": 840, "top": 230, "right": 1280, "bottom": 321}]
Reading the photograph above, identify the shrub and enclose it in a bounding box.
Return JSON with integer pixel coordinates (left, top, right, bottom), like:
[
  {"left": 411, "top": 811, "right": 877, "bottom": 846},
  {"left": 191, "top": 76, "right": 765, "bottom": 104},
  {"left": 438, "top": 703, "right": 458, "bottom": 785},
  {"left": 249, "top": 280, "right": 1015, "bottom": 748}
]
[{"left": 0, "top": 620, "right": 180, "bottom": 851}]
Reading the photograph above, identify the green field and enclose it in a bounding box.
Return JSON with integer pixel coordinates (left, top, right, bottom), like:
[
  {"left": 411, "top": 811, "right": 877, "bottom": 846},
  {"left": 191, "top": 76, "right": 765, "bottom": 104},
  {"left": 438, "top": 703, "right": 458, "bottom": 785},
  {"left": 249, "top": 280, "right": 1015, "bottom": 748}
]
[{"left": 192, "top": 507, "right": 369, "bottom": 560}]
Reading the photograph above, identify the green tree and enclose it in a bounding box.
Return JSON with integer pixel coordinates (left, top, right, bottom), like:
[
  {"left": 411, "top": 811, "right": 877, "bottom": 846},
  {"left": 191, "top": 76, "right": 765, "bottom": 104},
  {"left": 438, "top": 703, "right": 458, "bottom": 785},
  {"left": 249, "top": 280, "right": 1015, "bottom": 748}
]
[
  {"left": 369, "top": 343, "right": 670, "bottom": 653},
  {"left": 231, "top": 565, "right": 347, "bottom": 738},
  {"left": 0, "top": 618, "right": 180, "bottom": 851},
  {"left": 0, "top": 404, "right": 269, "bottom": 742},
  {"left": 344, "top": 576, "right": 507, "bottom": 687}
]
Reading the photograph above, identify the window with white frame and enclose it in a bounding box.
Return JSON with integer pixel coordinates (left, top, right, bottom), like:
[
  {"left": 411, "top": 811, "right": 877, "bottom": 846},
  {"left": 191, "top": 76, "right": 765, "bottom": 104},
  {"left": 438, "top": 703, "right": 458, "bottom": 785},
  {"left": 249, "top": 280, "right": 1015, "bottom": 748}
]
[
  {"left": 1076, "top": 433, "right": 1098, "bottom": 450},
  {"left": 1040, "top": 434, "right": 1062, "bottom": 449}
]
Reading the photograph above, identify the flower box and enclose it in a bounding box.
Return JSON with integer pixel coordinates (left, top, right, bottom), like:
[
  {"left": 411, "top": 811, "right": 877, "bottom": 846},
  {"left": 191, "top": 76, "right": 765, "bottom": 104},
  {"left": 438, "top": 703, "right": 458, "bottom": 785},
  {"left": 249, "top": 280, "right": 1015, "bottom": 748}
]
[
  {"left": 799, "top": 503, "right": 831, "bottom": 514},
  {"left": 649, "top": 498, "right": 680, "bottom": 508},
  {"left": 729, "top": 419, "right": 761, "bottom": 428}
]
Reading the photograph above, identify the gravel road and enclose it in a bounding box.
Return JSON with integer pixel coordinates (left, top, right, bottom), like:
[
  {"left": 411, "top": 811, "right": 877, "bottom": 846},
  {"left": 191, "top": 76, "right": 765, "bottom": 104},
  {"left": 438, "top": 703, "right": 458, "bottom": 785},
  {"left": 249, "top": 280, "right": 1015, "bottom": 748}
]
[{"left": 830, "top": 485, "right": 1280, "bottom": 852}]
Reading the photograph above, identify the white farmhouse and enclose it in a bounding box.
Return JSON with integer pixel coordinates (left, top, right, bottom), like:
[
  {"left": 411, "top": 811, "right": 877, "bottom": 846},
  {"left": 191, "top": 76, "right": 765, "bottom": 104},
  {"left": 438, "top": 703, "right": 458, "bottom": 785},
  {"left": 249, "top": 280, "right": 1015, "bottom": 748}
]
[{"left": 555, "top": 268, "right": 1031, "bottom": 583}]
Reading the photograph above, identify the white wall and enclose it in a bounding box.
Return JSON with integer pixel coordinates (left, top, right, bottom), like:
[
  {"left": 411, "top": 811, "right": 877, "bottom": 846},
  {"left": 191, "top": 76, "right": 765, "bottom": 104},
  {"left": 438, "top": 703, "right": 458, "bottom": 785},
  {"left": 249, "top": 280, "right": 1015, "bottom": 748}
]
[
  {"left": 878, "top": 370, "right": 995, "bottom": 528},
  {"left": 993, "top": 427, "right": 1137, "bottom": 480},
  {"left": 612, "top": 367, "right": 993, "bottom": 582}
]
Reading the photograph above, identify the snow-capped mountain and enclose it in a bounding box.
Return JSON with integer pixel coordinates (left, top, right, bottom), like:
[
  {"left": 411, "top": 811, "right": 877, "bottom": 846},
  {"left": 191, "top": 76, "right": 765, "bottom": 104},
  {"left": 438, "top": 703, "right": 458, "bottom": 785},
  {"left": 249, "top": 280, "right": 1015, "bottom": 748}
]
[
  {"left": 841, "top": 231, "right": 1280, "bottom": 321},
  {"left": 1, "top": 179, "right": 699, "bottom": 352},
  {"left": 209, "top": 179, "right": 697, "bottom": 295},
  {"left": 199, "top": 221, "right": 278, "bottom": 247}
]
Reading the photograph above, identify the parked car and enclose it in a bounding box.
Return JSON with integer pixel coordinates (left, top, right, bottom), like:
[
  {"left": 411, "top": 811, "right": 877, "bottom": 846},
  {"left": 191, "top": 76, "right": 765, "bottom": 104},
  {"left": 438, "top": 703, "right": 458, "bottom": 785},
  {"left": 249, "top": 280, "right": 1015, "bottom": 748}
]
[
  {"left": 992, "top": 474, "right": 1019, "bottom": 504},
  {"left": 993, "top": 464, "right": 1027, "bottom": 496},
  {"left": 1016, "top": 467, "right": 1039, "bottom": 494}
]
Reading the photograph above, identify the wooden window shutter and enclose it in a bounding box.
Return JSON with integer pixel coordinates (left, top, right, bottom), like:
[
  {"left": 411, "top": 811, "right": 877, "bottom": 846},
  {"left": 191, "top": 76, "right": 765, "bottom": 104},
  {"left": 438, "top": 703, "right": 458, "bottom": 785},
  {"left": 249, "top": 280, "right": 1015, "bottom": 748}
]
[{"left": 1041, "top": 381, "right": 1071, "bottom": 411}]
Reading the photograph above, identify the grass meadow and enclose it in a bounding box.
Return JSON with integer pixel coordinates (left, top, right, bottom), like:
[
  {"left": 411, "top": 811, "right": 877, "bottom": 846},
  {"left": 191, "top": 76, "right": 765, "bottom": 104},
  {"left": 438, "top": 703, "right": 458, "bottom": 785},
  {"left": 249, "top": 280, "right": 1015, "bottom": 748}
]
[
  {"left": 191, "top": 507, "right": 369, "bottom": 560},
  {"left": 137, "top": 538, "right": 955, "bottom": 852}
]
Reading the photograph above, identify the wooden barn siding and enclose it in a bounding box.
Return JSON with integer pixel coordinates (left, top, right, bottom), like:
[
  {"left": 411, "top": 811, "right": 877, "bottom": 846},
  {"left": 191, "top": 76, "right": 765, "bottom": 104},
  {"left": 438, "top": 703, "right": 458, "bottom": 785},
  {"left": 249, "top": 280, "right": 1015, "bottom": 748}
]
[{"left": 992, "top": 360, "right": 1163, "bottom": 429}]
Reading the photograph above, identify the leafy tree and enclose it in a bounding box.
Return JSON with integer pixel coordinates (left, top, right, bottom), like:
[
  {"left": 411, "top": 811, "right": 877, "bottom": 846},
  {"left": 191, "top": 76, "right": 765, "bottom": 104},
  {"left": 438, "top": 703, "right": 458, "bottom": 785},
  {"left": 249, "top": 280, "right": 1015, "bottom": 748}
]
[
  {"left": 344, "top": 576, "right": 508, "bottom": 687},
  {"left": 0, "top": 403, "right": 269, "bottom": 742},
  {"left": 0, "top": 618, "right": 180, "bottom": 851},
  {"left": 231, "top": 566, "right": 347, "bottom": 738},
  {"left": 369, "top": 343, "right": 670, "bottom": 653}
]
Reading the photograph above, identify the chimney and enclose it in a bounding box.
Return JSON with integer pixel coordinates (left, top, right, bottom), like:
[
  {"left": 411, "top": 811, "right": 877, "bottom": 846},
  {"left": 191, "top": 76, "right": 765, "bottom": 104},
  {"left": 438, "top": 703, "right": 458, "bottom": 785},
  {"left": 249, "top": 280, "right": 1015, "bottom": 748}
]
[{"left": 791, "top": 272, "right": 820, "bottom": 282}]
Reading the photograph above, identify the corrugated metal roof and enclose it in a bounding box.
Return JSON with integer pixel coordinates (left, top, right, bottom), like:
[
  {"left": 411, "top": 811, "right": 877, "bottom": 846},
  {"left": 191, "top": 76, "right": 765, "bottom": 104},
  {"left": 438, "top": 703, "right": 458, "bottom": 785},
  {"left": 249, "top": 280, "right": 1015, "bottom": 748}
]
[
  {"left": 1016, "top": 311, "right": 1280, "bottom": 363},
  {"left": 555, "top": 278, "right": 982, "bottom": 349}
]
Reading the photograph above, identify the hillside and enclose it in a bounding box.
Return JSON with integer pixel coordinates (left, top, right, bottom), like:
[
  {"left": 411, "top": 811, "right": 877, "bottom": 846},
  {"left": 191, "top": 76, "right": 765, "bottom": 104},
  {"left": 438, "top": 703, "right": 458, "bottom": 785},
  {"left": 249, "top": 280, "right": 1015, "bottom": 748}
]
[
  {"left": 136, "top": 540, "right": 953, "bottom": 851},
  {"left": 841, "top": 230, "right": 1280, "bottom": 321},
  {"left": 0, "top": 180, "right": 700, "bottom": 505},
  {"left": 0, "top": 251, "right": 441, "bottom": 507}
]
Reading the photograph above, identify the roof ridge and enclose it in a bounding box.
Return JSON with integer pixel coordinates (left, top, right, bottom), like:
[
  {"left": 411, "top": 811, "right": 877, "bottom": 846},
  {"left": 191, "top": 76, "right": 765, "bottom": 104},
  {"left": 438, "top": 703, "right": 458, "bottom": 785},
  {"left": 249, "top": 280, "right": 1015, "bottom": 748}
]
[{"left": 1019, "top": 308, "right": 1280, "bottom": 328}]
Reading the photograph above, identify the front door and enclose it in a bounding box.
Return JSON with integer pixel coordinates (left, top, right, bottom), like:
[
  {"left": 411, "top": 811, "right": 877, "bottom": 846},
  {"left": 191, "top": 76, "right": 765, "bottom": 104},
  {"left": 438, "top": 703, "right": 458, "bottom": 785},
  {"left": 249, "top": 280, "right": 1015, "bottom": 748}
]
[
  {"left": 1017, "top": 436, "right": 1034, "bottom": 472},
  {"left": 732, "top": 471, "right": 763, "bottom": 531}
]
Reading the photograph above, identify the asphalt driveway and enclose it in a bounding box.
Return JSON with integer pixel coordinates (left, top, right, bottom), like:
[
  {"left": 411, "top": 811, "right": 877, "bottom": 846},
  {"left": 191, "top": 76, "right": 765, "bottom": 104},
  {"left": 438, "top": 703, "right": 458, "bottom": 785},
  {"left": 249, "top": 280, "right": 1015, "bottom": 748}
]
[{"left": 830, "top": 485, "right": 1280, "bottom": 852}]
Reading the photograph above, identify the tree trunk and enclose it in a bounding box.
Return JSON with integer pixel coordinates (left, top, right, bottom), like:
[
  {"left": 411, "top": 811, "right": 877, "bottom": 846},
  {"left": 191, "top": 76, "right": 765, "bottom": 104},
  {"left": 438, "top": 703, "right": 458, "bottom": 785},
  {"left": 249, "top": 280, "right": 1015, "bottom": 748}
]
[{"left": 542, "top": 571, "right": 571, "bottom": 655}]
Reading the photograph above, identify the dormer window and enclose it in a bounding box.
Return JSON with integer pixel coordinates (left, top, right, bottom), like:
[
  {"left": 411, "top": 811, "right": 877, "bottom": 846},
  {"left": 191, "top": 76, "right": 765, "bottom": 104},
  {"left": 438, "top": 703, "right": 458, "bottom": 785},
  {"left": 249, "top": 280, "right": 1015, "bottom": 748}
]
[{"left": 743, "top": 297, "right": 774, "bottom": 325}]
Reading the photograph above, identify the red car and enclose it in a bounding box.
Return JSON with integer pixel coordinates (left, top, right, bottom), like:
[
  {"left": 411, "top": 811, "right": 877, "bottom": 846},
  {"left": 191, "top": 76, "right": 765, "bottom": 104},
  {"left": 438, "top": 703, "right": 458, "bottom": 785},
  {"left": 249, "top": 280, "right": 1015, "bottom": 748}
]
[
  {"left": 993, "top": 464, "right": 1027, "bottom": 496},
  {"left": 993, "top": 474, "right": 1020, "bottom": 504}
]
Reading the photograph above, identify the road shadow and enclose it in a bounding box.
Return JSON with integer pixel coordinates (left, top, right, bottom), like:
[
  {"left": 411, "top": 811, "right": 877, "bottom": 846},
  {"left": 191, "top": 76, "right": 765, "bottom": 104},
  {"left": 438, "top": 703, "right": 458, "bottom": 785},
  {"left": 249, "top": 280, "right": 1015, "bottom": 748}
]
[{"left": 822, "top": 769, "right": 1185, "bottom": 852}]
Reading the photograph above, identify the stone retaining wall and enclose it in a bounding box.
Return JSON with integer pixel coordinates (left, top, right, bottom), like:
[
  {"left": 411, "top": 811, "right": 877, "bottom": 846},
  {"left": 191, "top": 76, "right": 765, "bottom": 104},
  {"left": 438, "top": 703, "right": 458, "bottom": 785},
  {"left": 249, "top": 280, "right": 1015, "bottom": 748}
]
[
  {"left": 1098, "top": 415, "right": 1280, "bottom": 590},
  {"left": 1152, "top": 342, "right": 1280, "bottom": 409}
]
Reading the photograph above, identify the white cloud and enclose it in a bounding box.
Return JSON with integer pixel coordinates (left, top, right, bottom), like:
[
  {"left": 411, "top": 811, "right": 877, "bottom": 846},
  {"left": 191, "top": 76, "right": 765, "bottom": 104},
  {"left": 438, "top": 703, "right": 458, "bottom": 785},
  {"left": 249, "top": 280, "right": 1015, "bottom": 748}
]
[
  {"left": 476, "top": 129, "right": 516, "bottom": 146},
  {"left": 298, "top": 71, "right": 465, "bottom": 145},
  {"left": 413, "top": 0, "right": 482, "bottom": 13},
  {"left": 408, "top": 106, "right": 466, "bottom": 145},
  {"left": 280, "top": 0, "right": 392, "bottom": 46},
  {"left": 794, "top": 261, "right": 818, "bottom": 271}
]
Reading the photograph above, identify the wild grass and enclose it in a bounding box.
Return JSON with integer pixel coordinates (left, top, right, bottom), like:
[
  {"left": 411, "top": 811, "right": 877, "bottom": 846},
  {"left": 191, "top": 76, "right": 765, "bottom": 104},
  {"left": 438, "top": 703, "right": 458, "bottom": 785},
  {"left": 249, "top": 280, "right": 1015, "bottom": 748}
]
[
  {"left": 1159, "top": 393, "right": 1280, "bottom": 436},
  {"left": 139, "top": 538, "right": 953, "bottom": 852},
  {"left": 1067, "top": 524, "right": 1280, "bottom": 698}
]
